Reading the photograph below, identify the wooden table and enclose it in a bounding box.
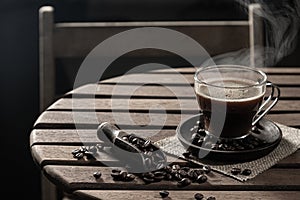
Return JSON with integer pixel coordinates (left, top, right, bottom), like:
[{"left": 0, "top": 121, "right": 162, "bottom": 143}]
[{"left": 30, "top": 66, "right": 300, "bottom": 200}]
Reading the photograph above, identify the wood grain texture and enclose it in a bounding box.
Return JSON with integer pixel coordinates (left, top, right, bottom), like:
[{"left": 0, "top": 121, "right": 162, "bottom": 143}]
[
  {"left": 74, "top": 190, "right": 300, "bottom": 200},
  {"left": 69, "top": 84, "right": 300, "bottom": 99},
  {"left": 49, "top": 98, "right": 300, "bottom": 112},
  {"left": 33, "top": 111, "right": 300, "bottom": 128},
  {"left": 31, "top": 144, "right": 300, "bottom": 168},
  {"left": 101, "top": 73, "right": 300, "bottom": 86},
  {"left": 33, "top": 111, "right": 196, "bottom": 129},
  {"left": 31, "top": 145, "right": 183, "bottom": 167},
  {"left": 30, "top": 129, "right": 175, "bottom": 146},
  {"left": 43, "top": 165, "right": 300, "bottom": 192}
]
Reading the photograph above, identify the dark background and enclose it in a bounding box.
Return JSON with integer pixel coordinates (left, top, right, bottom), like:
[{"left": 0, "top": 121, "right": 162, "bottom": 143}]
[{"left": 1, "top": 0, "right": 299, "bottom": 199}]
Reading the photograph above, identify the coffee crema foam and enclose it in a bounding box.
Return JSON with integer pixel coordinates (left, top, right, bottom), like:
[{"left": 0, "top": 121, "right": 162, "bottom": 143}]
[{"left": 196, "top": 79, "right": 265, "bottom": 102}]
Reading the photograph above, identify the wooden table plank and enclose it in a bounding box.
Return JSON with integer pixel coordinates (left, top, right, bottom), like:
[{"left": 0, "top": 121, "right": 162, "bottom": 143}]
[
  {"left": 74, "top": 190, "right": 300, "bottom": 200},
  {"left": 30, "top": 129, "right": 175, "bottom": 146},
  {"left": 31, "top": 145, "right": 183, "bottom": 167},
  {"left": 33, "top": 111, "right": 196, "bottom": 129},
  {"left": 49, "top": 98, "right": 300, "bottom": 112},
  {"left": 43, "top": 165, "right": 300, "bottom": 192},
  {"left": 31, "top": 145, "right": 300, "bottom": 168},
  {"left": 69, "top": 84, "right": 300, "bottom": 99},
  {"left": 101, "top": 73, "right": 300, "bottom": 86},
  {"left": 34, "top": 111, "right": 300, "bottom": 128}
]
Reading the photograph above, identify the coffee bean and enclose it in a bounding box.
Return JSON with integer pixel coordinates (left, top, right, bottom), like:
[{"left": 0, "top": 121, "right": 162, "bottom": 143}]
[
  {"left": 111, "top": 172, "right": 122, "bottom": 180},
  {"left": 173, "top": 173, "right": 182, "bottom": 181},
  {"left": 125, "top": 173, "right": 135, "bottom": 181},
  {"left": 196, "top": 174, "right": 208, "bottom": 183},
  {"left": 159, "top": 190, "right": 169, "bottom": 198},
  {"left": 242, "top": 168, "right": 252, "bottom": 176},
  {"left": 194, "top": 169, "right": 204, "bottom": 176},
  {"left": 188, "top": 170, "right": 198, "bottom": 181},
  {"left": 194, "top": 193, "right": 204, "bottom": 200},
  {"left": 142, "top": 177, "right": 155, "bottom": 183},
  {"left": 71, "top": 148, "right": 80, "bottom": 155},
  {"left": 154, "top": 171, "right": 166, "bottom": 177},
  {"left": 143, "top": 172, "right": 155, "bottom": 179},
  {"left": 172, "top": 164, "right": 181, "bottom": 170},
  {"left": 207, "top": 196, "right": 216, "bottom": 200},
  {"left": 203, "top": 165, "right": 211, "bottom": 174},
  {"left": 177, "top": 178, "right": 191, "bottom": 187},
  {"left": 143, "top": 140, "right": 152, "bottom": 148},
  {"left": 111, "top": 169, "right": 121, "bottom": 173},
  {"left": 164, "top": 173, "right": 173, "bottom": 180},
  {"left": 84, "top": 151, "right": 95, "bottom": 159},
  {"left": 119, "top": 171, "right": 128, "bottom": 180},
  {"left": 80, "top": 146, "right": 88, "bottom": 152},
  {"left": 93, "top": 171, "right": 102, "bottom": 179},
  {"left": 181, "top": 167, "right": 190, "bottom": 172},
  {"left": 178, "top": 169, "right": 188, "bottom": 177},
  {"left": 164, "top": 165, "right": 172, "bottom": 173},
  {"left": 74, "top": 152, "right": 84, "bottom": 159},
  {"left": 231, "top": 167, "right": 241, "bottom": 175}
]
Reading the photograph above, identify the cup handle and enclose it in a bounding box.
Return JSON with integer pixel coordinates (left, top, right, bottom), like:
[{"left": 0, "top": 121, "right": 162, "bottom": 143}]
[{"left": 252, "top": 82, "right": 280, "bottom": 126}]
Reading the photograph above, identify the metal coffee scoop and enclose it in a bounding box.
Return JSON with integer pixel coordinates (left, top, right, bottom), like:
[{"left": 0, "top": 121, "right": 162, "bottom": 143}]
[{"left": 97, "top": 122, "right": 167, "bottom": 173}]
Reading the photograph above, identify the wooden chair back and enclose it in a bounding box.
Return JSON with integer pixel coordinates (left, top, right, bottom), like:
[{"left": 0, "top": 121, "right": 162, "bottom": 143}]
[{"left": 39, "top": 4, "right": 263, "bottom": 112}]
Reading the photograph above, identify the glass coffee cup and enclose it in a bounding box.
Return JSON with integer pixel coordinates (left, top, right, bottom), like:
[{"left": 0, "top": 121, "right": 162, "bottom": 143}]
[{"left": 194, "top": 65, "right": 280, "bottom": 139}]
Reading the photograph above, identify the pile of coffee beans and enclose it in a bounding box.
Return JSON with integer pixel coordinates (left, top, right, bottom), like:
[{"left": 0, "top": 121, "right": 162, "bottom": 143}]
[
  {"left": 106, "top": 163, "right": 211, "bottom": 187},
  {"left": 119, "top": 133, "right": 167, "bottom": 170},
  {"left": 189, "top": 120, "right": 265, "bottom": 151},
  {"left": 110, "top": 168, "right": 136, "bottom": 182},
  {"left": 71, "top": 145, "right": 97, "bottom": 159},
  {"left": 138, "top": 164, "right": 210, "bottom": 186}
]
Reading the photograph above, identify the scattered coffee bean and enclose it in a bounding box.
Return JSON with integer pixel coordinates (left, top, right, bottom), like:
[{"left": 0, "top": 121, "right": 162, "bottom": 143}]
[
  {"left": 194, "top": 193, "right": 204, "bottom": 200},
  {"left": 71, "top": 148, "right": 81, "bottom": 155},
  {"left": 71, "top": 145, "right": 98, "bottom": 160},
  {"left": 111, "top": 168, "right": 121, "bottom": 173},
  {"left": 84, "top": 151, "right": 95, "bottom": 159},
  {"left": 242, "top": 168, "right": 252, "bottom": 176},
  {"left": 142, "top": 177, "right": 155, "bottom": 183},
  {"left": 164, "top": 173, "right": 173, "bottom": 180},
  {"left": 74, "top": 152, "right": 84, "bottom": 159},
  {"left": 159, "top": 190, "right": 169, "bottom": 198},
  {"left": 231, "top": 167, "right": 242, "bottom": 175},
  {"left": 207, "top": 196, "right": 216, "bottom": 200},
  {"left": 177, "top": 178, "right": 191, "bottom": 187},
  {"left": 202, "top": 165, "right": 211, "bottom": 174},
  {"left": 172, "top": 164, "right": 181, "bottom": 170},
  {"left": 125, "top": 173, "right": 136, "bottom": 181},
  {"left": 196, "top": 174, "right": 207, "bottom": 183},
  {"left": 93, "top": 171, "right": 102, "bottom": 179}
]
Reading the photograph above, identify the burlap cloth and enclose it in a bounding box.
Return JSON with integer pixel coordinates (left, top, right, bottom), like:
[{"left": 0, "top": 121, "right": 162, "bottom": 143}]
[{"left": 155, "top": 123, "right": 300, "bottom": 181}]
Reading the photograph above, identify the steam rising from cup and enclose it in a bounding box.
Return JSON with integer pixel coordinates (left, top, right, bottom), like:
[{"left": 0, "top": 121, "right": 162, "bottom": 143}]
[{"left": 202, "top": 0, "right": 300, "bottom": 68}]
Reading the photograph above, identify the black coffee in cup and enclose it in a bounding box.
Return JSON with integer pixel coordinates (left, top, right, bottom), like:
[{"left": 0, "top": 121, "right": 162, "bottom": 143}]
[{"left": 196, "top": 79, "right": 264, "bottom": 138}]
